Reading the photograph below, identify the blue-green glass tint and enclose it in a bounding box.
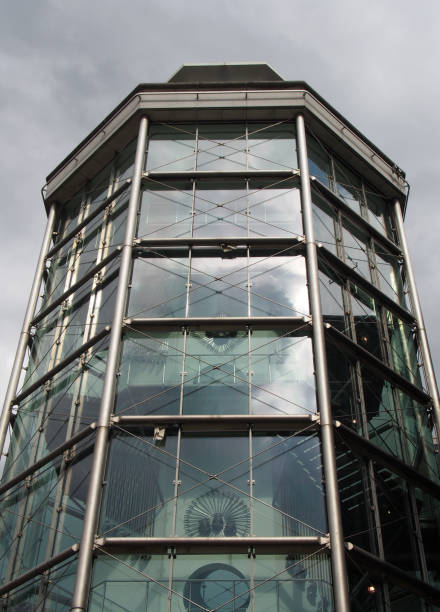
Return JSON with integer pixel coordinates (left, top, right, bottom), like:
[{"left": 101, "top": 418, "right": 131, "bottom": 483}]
[
  {"left": 146, "top": 124, "right": 196, "bottom": 171},
  {"left": 326, "top": 342, "right": 357, "bottom": 429},
  {"left": 374, "top": 245, "right": 407, "bottom": 307},
  {"left": 319, "top": 269, "right": 347, "bottom": 334},
  {"left": 307, "top": 134, "right": 332, "bottom": 189},
  {"left": 251, "top": 331, "right": 316, "bottom": 415},
  {"left": 384, "top": 309, "right": 423, "bottom": 388},
  {"left": 414, "top": 487, "right": 440, "bottom": 590},
  {"left": 90, "top": 555, "right": 171, "bottom": 611},
  {"left": 116, "top": 331, "right": 184, "bottom": 415},
  {"left": 138, "top": 181, "right": 193, "bottom": 238},
  {"left": 254, "top": 554, "right": 333, "bottom": 612},
  {"left": 183, "top": 331, "right": 249, "bottom": 415},
  {"left": 366, "top": 191, "right": 394, "bottom": 240},
  {"left": 248, "top": 180, "right": 302, "bottom": 237},
  {"left": 350, "top": 282, "right": 382, "bottom": 360},
  {"left": 129, "top": 252, "right": 188, "bottom": 318},
  {"left": 249, "top": 252, "right": 309, "bottom": 317},
  {"left": 252, "top": 434, "right": 327, "bottom": 537},
  {"left": 312, "top": 191, "right": 337, "bottom": 255},
  {"left": 247, "top": 123, "right": 297, "bottom": 170},
  {"left": 334, "top": 161, "right": 362, "bottom": 214},
  {"left": 100, "top": 431, "right": 178, "bottom": 537},
  {"left": 197, "top": 124, "right": 247, "bottom": 171},
  {"left": 342, "top": 220, "right": 371, "bottom": 281},
  {"left": 193, "top": 183, "right": 248, "bottom": 237},
  {"left": 188, "top": 251, "right": 248, "bottom": 317},
  {"left": 176, "top": 435, "right": 250, "bottom": 537}
]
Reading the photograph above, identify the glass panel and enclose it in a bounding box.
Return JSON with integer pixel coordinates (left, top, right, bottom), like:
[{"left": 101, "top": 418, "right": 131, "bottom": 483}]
[
  {"left": 384, "top": 309, "right": 422, "bottom": 388},
  {"left": 146, "top": 124, "right": 196, "bottom": 171},
  {"left": 56, "top": 191, "right": 84, "bottom": 241},
  {"left": 375, "top": 245, "right": 407, "bottom": 307},
  {"left": 334, "top": 160, "right": 362, "bottom": 214},
  {"left": 414, "top": 487, "right": 440, "bottom": 590},
  {"left": 41, "top": 238, "right": 75, "bottom": 307},
  {"left": 197, "top": 124, "right": 246, "bottom": 171},
  {"left": 88, "top": 161, "right": 112, "bottom": 210},
  {"left": 247, "top": 123, "right": 297, "bottom": 170},
  {"left": 336, "top": 441, "right": 374, "bottom": 552},
  {"left": 100, "top": 431, "right": 177, "bottom": 537},
  {"left": 366, "top": 191, "right": 393, "bottom": 239},
  {"left": 248, "top": 179, "right": 302, "bottom": 237},
  {"left": 176, "top": 435, "right": 250, "bottom": 537},
  {"left": 251, "top": 331, "right": 316, "bottom": 415},
  {"left": 115, "top": 137, "right": 137, "bottom": 183},
  {"left": 138, "top": 181, "right": 193, "bottom": 238},
  {"left": 374, "top": 466, "right": 421, "bottom": 577},
  {"left": 188, "top": 250, "right": 248, "bottom": 317},
  {"left": 361, "top": 366, "right": 403, "bottom": 459},
  {"left": 107, "top": 192, "right": 129, "bottom": 247},
  {"left": 94, "top": 265, "right": 119, "bottom": 333},
  {"left": 319, "top": 269, "right": 347, "bottom": 334},
  {"left": 307, "top": 134, "right": 332, "bottom": 188},
  {"left": 249, "top": 251, "right": 309, "bottom": 317},
  {"left": 129, "top": 251, "right": 188, "bottom": 318},
  {"left": 313, "top": 192, "right": 337, "bottom": 255},
  {"left": 183, "top": 331, "right": 249, "bottom": 415},
  {"left": 253, "top": 434, "right": 327, "bottom": 537},
  {"left": 342, "top": 220, "right": 371, "bottom": 281},
  {"left": 193, "top": 182, "right": 248, "bottom": 237},
  {"left": 116, "top": 331, "right": 184, "bottom": 416},
  {"left": 350, "top": 282, "right": 382, "bottom": 359},
  {"left": 254, "top": 554, "right": 333, "bottom": 612},
  {"left": 90, "top": 554, "right": 171, "bottom": 610},
  {"left": 326, "top": 342, "right": 357, "bottom": 428}
]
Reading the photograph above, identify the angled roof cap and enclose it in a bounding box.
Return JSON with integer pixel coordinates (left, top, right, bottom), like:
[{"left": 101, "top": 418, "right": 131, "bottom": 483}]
[{"left": 168, "top": 63, "right": 284, "bottom": 83}]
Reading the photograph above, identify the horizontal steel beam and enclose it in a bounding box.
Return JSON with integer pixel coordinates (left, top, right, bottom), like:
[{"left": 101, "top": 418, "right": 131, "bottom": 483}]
[
  {"left": 125, "top": 315, "right": 311, "bottom": 331},
  {"left": 96, "top": 536, "right": 329, "bottom": 555},
  {"left": 46, "top": 180, "right": 131, "bottom": 260},
  {"left": 336, "top": 422, "right": 440, "bottom": 500},
  {"left": 0, "top": 545, "right": 79, "bottom": 596},
  {"left": 113, "top": 414, "right": 319, "bottom": 433},
  {"left": 14, "top": 327, "right": 110, "bottom": 407},
  {"left": 0, "top": 423, "right": 96, "bottom": 498},
  {"left": 144, "top": 169, "right": 299, "bottom": 181},
  {"left": 346, "top": 543, "right": 440, "bottom": 605},
  {"left": 318, "top": 246, "right": 414, "bottom": 325},
  {"left": 311, "top": 180, "right": 401, "bottom": 256},
  {"left": 135, "top": 236, "right": 305, "bottom": 248},
  {"left": 32, "top": 247, "right": 121, "bottom": 326},
  {"left": 325, "top": 324, "right": 430, "bottom": 404}
]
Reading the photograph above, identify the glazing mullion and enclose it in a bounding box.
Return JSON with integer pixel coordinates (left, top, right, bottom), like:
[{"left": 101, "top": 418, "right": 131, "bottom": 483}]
[
  {"left": 179, "top": 330, "right": 188, "bottom": 416},
  {"left": 190, "top": 180, "right": 196, "bottom": 238}
]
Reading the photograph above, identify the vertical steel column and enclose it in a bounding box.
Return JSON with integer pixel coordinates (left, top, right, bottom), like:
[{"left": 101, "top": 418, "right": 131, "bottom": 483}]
[
  {"left": 0, "top": 202, "right": 57, "bottom": 460},
  {"left": 393, "top": 199, "right": 440, "bottom": 437},
  {"left": 71, "top": 116, "right": 148, "bottom": 611},
  {"left": 296, "top": 114, "right": 350, "bottom": 612}
]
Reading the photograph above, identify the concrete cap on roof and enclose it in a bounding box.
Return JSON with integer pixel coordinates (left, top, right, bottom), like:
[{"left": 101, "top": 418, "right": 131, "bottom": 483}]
[{"left": 168, "top": 63, "right": 284, "bottom": 83}]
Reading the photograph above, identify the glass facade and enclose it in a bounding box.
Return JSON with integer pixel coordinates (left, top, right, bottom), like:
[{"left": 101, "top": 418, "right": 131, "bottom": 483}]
[{"left": 1, "top": 70, "right": 440, "bottom": 611}]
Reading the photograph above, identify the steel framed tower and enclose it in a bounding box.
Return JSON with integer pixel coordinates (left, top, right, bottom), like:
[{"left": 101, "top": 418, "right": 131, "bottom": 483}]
[{"left": 1, "top": 64, "right": 440, "bottom": 611}]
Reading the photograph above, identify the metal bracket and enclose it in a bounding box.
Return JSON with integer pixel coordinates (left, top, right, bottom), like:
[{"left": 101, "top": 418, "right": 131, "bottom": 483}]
[
  {"left": 248, "top": 545, "right": 256, "bottom": 559},
  {"left": 167, "top": 546, "right": 176, "bottom": 559}
]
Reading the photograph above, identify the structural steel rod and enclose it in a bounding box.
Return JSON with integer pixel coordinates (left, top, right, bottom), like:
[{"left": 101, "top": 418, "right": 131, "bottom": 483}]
[
  {"left": 0, "top": 423, "right": 96, "bottom": 498},
  {"left": 71, "top": 116, "right": 148, "bottom": 611},
  {"left": 393, "top": 200, "right": 440, "bottom": 438},
  {"left": 296, "top": 113, "right": 350, "bottom": 612},
  {"left": 0, "top": 203, "right": 57, "bottom": 461},
  {"left": 0, "top": 545, "right": 79, "bottom": 597}
]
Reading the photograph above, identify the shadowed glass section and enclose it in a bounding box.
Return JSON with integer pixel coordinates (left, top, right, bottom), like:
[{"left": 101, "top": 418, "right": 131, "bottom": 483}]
[
  {"left": 197, "top": 124, "right": 247, "bottom": 171},
  {"left": 100, "top": 431, "right": 178, "bottom": 537},
  {"left": 252, "top": 434, "right": 327, "bottom": 537},
  {"left": 183, "top": 331, "right": 249, "bottom": 415},
  {"left": 414, "top": 487, "right": 440, "bottom": 590},
  {"left": 307, "top": 134, "right": 332, "bottom": 188},
  {"left": 248, "top": 179, "right": 302, "bottom": 237},
  {"left": 350, "top": 282, "right": 383, "bottom": 360},
  {"left": 319, "top": 268, "right": 347, "bottom": 334},
  {"left": 116, "top": 331, "right": 184, "bottom": 415},
  {"left": 326, "top": 342, "right": 357, "bottom": 428},
  {"left": 366, "top": 191, "right": 393, "bottom": 239},
  {"left": 334, "top": 160, "right": 362, "bottom": 214},
  {"left": 193, "top": 182, "right": 248, "bottom": 237},
  {"left": 384, "top": 309, "right": 422, "bottom": 388},
  {"left": 249, "top": 251, "right": 309, "bottom": 317},
  {"left": 247, "top": 123, "right": 297, "bottom": 170},
  {"left": 146, "top": 124, "right": 196, "bottom": 171},
  {"left": 138, "top": 181, "right": 193, "bottom": 238},
  {"left": 342, "top": 219, "right": 371, "bottom": 281},
  {"left": 128, "top": 251, "right": 189, "bottom": 318},
  {"left": 374, "top": 245, "right": 407, "bottom": 307},
  {"left": 188, "top": 249, "right": 248, "bottom": 317},
  {"left": 313, "top": 192, "right": 337, "bottom": 255},
  {"left": 251, "top": 331, "right": 316, "bottom": 415}
]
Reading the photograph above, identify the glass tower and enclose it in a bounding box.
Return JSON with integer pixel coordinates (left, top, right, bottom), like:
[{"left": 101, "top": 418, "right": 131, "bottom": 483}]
[{"left": 1, "top": 64, "right": 440, "bottom": 611}]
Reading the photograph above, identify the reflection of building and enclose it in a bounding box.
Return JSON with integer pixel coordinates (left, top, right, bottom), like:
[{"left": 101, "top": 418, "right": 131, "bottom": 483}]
[{"left": 1, "top": 63, "right": 440, "bottom": 610}]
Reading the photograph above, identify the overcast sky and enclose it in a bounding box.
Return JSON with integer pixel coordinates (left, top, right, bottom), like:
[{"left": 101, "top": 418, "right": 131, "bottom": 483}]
[{"left": 1, "top": 0, "right": 439, "bottom": 406}]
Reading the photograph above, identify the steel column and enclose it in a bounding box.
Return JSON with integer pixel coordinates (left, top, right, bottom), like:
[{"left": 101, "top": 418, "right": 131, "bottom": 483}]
[
  {"left": 0, "top": 202, "right": 57, "bottom": 461},
  {"left": 296, "top": 114, "right": 350, "bottom": 611},
  {"left": 71, "top": 116, "right": 149, "bottom": 611},
  {"left": 393, "top": 200, "right": 440, "bottom": 438}
]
